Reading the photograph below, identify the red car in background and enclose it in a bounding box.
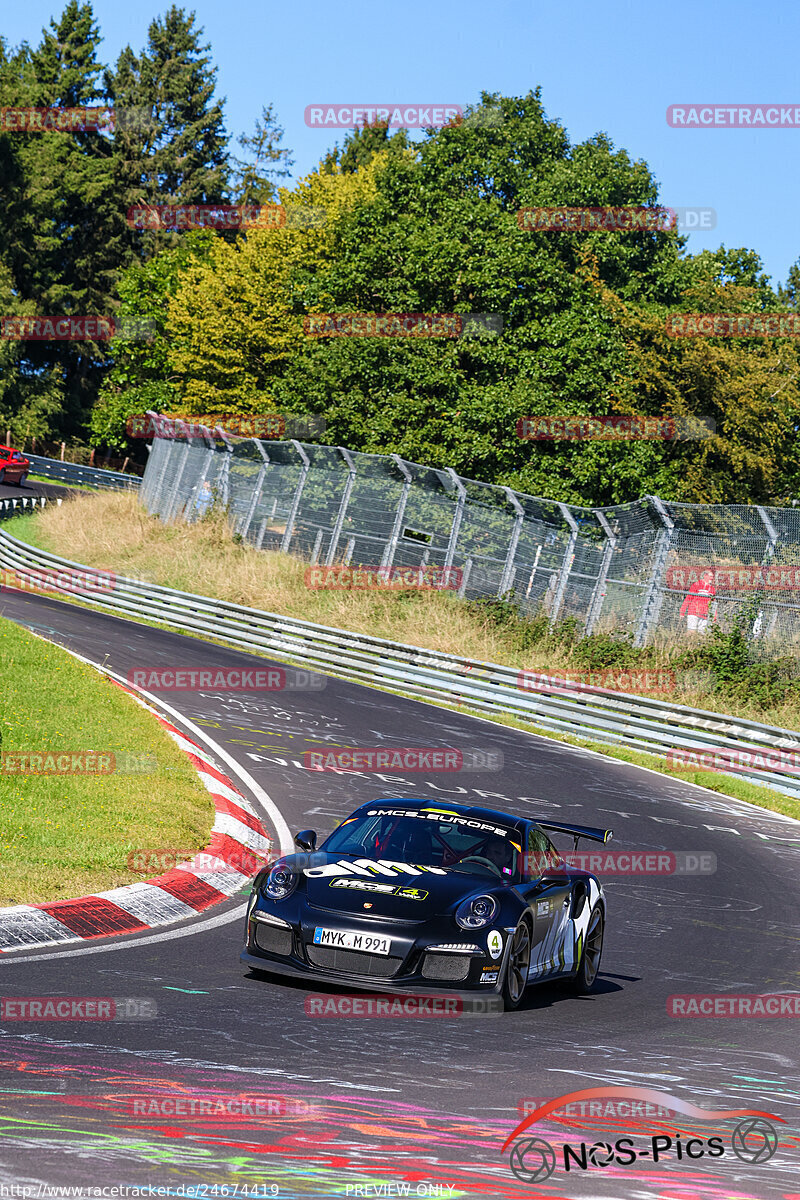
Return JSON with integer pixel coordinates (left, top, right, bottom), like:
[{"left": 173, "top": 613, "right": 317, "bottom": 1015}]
[{"left": 0, "top": 446, "right": 30, "bottom": 486}]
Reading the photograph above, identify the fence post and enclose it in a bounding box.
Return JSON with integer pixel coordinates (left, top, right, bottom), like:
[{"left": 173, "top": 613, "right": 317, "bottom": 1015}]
[
  {"left": 163, "top": 419, "right": 192, "bottom": 522},
  {"left": 549, "top": 504, "right": 579, "bottom": 627},
  {"left": 281, "top": 440, "right": 311, "bottom": 553},
  {"left": 325, "top": 448, "right": 357, "bottom": 565},
  {"left": 380, "top": 455, "right": 412, "bottom": 570},
  {"left": 756, "top": 506, "right": 778, "bottom": 564},
  {"left": 584, "top": 510, "right": 616, "bottom": 635},
  {"left": 634, "top": 495, "right": 674, "bottom": 647},
  {"left": 754, "top": 505, "right": 780, "bottom": 640},
  {"left": 498, "top": 488, "right": 525, "bottom": 596},
  {"left": 142, "top": 410, "right": 174, "bottom": 512},
  {"left": 212, "top": 425, "right": 234, "bottom": 509},
  {"left": 444, "top": 468, "right": 466, "bottom": 572},
  {"left": 240, "top": 440, "right": 271, "bottom": 540}
]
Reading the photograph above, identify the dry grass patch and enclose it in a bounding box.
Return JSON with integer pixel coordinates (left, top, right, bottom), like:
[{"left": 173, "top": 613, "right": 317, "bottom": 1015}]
[{"left": 5, "top": 490, "right": 800, "bottom": 732}]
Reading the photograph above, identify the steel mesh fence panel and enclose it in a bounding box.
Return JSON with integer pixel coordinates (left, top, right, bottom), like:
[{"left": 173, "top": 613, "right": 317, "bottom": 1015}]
[
  {"left": 557, "top": 509, "right": 608, "bottom": 625},
  {"left": 505, "top": 495, "right": 569, "bottom": 615},
  {"left": 661, "top": 502, "right": 786, "bottom": 649},
  {"left": 138, "top": 419, "right": 800, "bottom": 651},
  {"left": 448, "top": 478, "right": 522, "bottom": 599},
  {"left": 598, "top": 500, "right": 664, "bottom": 636},
  {"left": 240, "top": 442, "right": 304, "bottom": 552},
  {"left": 138, "top": 435, "right": 174, "bottom": 514},
  {"left": 391, "top": 463, "right": 459, "bottom": 573},
  {"left": 339, "top": 454, "right": 408, "bottom": 566},
  {"left": 288, "top": 445, "right": 353, "bottom": 562}
]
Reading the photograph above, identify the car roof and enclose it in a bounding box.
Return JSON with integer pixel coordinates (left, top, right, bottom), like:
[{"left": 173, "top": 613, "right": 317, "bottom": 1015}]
[{"left": 351, "top": 797, "right": 528, "bottom": 832}]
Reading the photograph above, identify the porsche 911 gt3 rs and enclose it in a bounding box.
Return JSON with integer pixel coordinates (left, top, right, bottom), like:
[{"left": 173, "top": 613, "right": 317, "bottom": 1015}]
[{"left": 241, "top": 798, "right": 611, "bottom": 1011}]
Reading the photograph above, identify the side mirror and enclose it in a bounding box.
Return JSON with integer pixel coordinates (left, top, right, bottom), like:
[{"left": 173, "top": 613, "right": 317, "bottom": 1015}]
[{"left": 294, "top": 829, "right": 317, "bottom": 852}]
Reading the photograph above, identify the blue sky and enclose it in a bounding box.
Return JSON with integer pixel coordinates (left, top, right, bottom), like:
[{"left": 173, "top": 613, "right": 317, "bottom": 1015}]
[{"left": 5, "top": 0, "right": 797, "bottom": 288}]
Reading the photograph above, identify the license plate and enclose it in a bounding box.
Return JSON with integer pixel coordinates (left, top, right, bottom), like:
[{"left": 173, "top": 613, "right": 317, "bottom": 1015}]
[{"left": 313, "top": 927, "right": 391, "bottom": 955}]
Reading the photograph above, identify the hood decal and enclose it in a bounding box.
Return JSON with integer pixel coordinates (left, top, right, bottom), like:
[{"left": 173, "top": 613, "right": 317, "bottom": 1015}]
[
  {"left": 329, "top": 878, "right": 429, "bottom": 900},
  {"left": 304, "top": 858, "right": 448, "bottom": 879}
]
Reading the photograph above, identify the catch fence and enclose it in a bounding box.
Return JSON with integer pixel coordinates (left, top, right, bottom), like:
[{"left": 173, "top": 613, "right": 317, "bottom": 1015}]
[{"left": 139, "top": 413, "right": 800, "bottom": 650}]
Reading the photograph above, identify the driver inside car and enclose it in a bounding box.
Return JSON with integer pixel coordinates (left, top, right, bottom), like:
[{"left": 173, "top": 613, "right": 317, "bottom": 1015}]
[{"left": 481, "top": 838, "right": 514, "bottom": 876}]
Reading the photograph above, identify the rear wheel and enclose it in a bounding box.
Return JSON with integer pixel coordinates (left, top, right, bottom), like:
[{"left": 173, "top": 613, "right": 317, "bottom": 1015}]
[
  {"left": 501, "top": 919, "right": 531, "bottom": 1011},
  {"left": 16, "top": 473, "right": 26, "bottom": 486},
  {"left": 570, "top": 904, "right": 604, "bottom": 993}
]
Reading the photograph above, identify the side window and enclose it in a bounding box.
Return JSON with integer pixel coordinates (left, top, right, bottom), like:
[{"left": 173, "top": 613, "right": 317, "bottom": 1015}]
[
  {"left": 545, "top": 835, "right": 563, "bottom": 871},
  {"left": 526, "top": 828, "right": 550, "bottom": 879}
]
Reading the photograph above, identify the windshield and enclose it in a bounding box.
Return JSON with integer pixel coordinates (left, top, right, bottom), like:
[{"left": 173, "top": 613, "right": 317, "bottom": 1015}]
[{"left": 321, "top": 807, "right": 521, "bottom": 881}]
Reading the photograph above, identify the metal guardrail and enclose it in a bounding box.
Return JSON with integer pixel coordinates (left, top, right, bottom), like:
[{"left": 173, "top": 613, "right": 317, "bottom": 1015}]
[
  {"left": 0, "top": 526, "right": 796, "bottom": 800},
  {"left": 25, "top": 454, "right": 141, "bottom": 490}
]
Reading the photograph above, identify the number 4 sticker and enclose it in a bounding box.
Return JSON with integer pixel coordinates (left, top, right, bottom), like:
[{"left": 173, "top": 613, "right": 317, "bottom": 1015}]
[{"left": 487, "top": 930, "right": 503, "bottom": 959}]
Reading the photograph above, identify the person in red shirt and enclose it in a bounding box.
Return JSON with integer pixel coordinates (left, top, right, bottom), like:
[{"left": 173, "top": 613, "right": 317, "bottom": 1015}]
[{"left": 680, "top": 569, "right": 717, "bottom": 634}]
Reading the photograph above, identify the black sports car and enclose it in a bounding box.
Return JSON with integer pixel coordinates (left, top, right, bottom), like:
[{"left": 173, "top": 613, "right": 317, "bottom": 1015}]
[{"left": 241, "top": 798, "right": 611, "bottom": 1010}]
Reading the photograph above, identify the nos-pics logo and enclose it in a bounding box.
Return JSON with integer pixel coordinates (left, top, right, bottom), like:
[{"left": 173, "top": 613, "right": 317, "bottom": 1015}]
[{"left": 502, "top": 1087, "right": 783, "bottom": 1183}]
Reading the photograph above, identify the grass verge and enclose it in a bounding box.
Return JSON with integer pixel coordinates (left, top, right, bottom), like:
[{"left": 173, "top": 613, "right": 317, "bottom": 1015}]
[{"left": 0, "top": 616, "right": 215, "bottom": 904}]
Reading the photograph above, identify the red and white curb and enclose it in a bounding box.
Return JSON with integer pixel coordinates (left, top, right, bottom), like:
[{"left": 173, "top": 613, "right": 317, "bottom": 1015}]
[{"left": 0, "top": 683, "right": 273, "bottom": 953}]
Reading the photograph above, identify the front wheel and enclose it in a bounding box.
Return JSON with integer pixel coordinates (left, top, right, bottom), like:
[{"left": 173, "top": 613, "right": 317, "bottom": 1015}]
[
  {"left": 501, "top": 919, "right": 531, "bottom": 1011},
  {"left": 0, "top": 469, "right": 5, "bottom": 484},
  {"left": 570, "top": 904, "right": 604, "bottom": 993}
]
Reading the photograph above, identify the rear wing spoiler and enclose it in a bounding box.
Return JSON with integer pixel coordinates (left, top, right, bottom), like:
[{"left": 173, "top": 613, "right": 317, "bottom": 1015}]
[{"left": 536, "top": 820, "right": 613, "bottom": 854}]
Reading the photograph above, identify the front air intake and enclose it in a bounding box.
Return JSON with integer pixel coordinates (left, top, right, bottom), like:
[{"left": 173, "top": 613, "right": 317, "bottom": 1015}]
[{"left": 422, "top": 953, "right": 471, "bottom": 981}]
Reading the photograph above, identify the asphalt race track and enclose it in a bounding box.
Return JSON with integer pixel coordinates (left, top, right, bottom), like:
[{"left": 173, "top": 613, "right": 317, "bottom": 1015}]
[
  {"left": 1, "top": 587, "right": 798, "bottom": 1198},
  {"left": 0, "top": 479, "right": 77, "bottom": 503}
]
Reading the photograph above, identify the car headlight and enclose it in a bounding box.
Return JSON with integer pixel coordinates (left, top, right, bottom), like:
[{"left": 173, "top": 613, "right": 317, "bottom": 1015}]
[
  {"left": 263, "top": 862, "right": 299, "bottom": 901},
  {"left": 455, "top": 894, "right": 498, "bottom": 930}
]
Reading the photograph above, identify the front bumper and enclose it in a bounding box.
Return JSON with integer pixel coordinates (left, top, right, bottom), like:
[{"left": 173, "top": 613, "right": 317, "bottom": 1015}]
[{"left": 241, "top": 904, "right": 508, "bottom": 996}]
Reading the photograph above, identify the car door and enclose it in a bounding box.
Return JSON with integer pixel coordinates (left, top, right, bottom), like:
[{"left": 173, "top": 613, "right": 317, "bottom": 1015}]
[{"left": 523, "top": 826, "right": 573, "bottom": 979}]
